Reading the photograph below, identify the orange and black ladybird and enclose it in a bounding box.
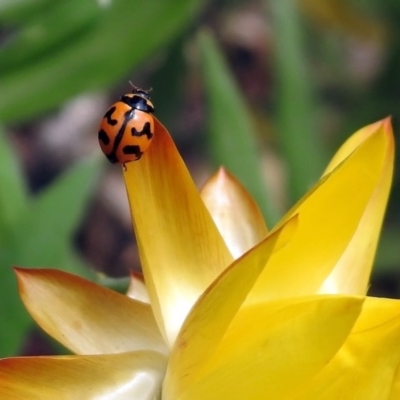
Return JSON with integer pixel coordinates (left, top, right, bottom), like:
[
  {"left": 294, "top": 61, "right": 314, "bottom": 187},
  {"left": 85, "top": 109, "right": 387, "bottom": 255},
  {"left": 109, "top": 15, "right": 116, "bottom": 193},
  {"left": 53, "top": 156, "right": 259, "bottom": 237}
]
[{"left": 98, "top": 87, "right": 155, "bottom": 164}]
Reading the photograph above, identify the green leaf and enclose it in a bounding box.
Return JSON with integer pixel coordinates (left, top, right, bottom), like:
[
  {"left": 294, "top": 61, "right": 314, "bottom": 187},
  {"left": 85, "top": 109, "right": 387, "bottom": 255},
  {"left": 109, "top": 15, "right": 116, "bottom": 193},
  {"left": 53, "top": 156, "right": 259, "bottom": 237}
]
[
  {"left": 268, "top": 0, "right": 327, "bottom": 201},
  {"left": 0, "top": 157, "right": 102, "bottom": 355},
  {"left": 198, "top": 30, "right": 279, "bottom": 225},
  {"left": 10, "top": 156, "right": 102, "bottom": 277},
  {"left": 0, "top": 0, "right": 52, "bottom": 22},
  {"left": 0, "top": 0, "right": 100, "bottom": 72},
  {"left": 0, "top": 126, "right": 28, "bottom": 235},
  {"left": 62, "top": 246, "right": 96, "bottom": 281},
  {"left": 0, "top": 0, "right": 205, "bottom": 123},
  {"left": 0, "top": 267, "right": 30, "bottom": 356}
]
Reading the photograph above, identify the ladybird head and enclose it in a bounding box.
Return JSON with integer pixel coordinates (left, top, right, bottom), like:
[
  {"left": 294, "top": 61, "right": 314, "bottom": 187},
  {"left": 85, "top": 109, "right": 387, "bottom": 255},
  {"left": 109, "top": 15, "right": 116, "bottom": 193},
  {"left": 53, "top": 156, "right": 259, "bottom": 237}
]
[{"left": 133, "top": 88, "right": 151, "bottom": 100}]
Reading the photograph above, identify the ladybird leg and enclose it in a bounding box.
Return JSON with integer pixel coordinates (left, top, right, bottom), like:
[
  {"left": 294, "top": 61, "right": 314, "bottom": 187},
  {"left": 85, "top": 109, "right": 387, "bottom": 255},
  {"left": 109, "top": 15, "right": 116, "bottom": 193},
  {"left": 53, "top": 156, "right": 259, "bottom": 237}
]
[{"left": 123, "top": 163, "right": 127, "bottom": 172}]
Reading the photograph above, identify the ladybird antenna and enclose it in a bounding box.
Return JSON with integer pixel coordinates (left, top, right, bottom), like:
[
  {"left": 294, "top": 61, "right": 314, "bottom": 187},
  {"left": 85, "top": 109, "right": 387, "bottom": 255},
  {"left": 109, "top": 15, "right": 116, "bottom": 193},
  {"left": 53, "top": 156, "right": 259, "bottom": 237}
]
[
  {"left": 128, "top": 82, "right": 152, "bottom": 95},
  {"left": 128, "top": 81, "right": 137, "bottom": 90}
]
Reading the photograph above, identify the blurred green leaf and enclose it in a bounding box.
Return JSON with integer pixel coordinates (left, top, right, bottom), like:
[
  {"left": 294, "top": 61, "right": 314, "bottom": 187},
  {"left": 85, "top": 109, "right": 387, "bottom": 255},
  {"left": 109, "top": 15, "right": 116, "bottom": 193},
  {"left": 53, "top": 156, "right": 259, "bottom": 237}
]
[
  {"left": 0, "top": 156, "right": 101, "bottom": 355},
  {"left": 268, "top": 0, "right": 327, "bottom": 201},
  {"left": 0, "top": 0, "right": 205, "bottom": 123},
  {"left": 0, "top": 268, "right": 30, "bottom": 357},
  {"left": 63, "top": 247, "right": 95, "bottom": 280},
  {"left": 9, "top": 156, "right": 102, "bottom": 277},
  {"left": 0, "top": 0, "right": 99, "bottom": 72},
  {"left": 0, "top": 0, "right": 52, "bottom": 22},
  {"left": 150, "top": 36, "right": 187, "bottom": 134},
  {"left": 0, "top": 126, "right": 28, "bottom": 236},
  {"left": 198, "top": 30, "right": 279, "bottom": 225},
  {"left": 375, "top": 229, "right": 400, "bottom": 273}
]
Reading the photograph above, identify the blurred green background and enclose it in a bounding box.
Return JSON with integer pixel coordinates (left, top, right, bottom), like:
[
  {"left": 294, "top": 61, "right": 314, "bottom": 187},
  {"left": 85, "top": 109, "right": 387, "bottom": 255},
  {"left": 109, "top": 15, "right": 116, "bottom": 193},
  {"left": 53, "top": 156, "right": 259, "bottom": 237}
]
[{"left": 0, "top": 0, "right": 399, "bottom": 356}]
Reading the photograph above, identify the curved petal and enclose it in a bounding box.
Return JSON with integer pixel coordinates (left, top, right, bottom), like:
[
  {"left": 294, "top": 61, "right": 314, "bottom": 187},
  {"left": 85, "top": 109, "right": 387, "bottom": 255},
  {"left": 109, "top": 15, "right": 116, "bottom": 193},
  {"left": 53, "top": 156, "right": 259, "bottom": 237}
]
[
  {"left": 291, "top": 297, "right": 400, "bottom": 400},
  {"left": 15, "top": 268, "right": 167, "bottom": 355},
  {"left": 166, "top": 296, "right": 364, "bottom": 400},
  {"left": 123, "top": 117, "right": 233, "bottom": 346},
  {"left": 0, "top": 350, "right": 167, "bottom": 400},
  {"left": 319, "top": 118, "right": 394, "bottom": 294},
  {"left": 246, "top": 121, "right": 392, "bottom": 302},
  {"left": 164, "top": 216, "right": 297, "bottom": 396},
  {"left": 200, "top": 167, "right": 268, "bottom": 259},
  {"left": 126, "top": 271, "right": 150, "bottom": 303}
]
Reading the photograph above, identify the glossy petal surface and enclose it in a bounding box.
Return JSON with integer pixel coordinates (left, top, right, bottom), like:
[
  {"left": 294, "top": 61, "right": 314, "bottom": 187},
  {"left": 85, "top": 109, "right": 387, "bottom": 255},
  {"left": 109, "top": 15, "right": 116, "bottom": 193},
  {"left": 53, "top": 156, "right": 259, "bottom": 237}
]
[
  {"left": 16, "top": 268, "right": 167, "bottom": 355},
  {"left": 0, "top": 350, "right": 166, "bottom": 400},
  {"left": 291, "top": 297, "right": 400, "bottom": 400},
  {"left": 124, "top": 117, "right": 233, "bottom": 346},
  {"left": 170, "top": 296, "right": 364, "bottom": 400},
  {"left": 164, "top": 216, "right": 297, "bottom": 396},
  {"left": 201, "top": 167, "right": 268, "bottom": 259},
  {"left": 246, "top": 123, "right": 392, "bottom": 302},
  {"left": 319, "top": 119, "right": 394, "bottom": 294}
]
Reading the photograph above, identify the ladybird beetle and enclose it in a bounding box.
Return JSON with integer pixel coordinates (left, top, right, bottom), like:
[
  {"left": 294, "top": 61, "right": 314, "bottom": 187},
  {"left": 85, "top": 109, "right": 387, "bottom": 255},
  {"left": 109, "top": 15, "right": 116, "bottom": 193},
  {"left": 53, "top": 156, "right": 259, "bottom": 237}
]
[{"left": 98, "top": 87, "right": 155, "bottom": 164}]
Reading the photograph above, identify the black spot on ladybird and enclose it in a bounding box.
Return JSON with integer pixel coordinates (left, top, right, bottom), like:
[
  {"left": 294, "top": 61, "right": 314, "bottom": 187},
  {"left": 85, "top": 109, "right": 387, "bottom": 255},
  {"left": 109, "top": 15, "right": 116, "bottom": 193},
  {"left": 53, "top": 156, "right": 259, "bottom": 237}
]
[
  {"left": 130, "top": 122, "right": 153, "bottom": 139},
  {"left": 123, "top": 145, "right": 143, "bottom": 159},
  {"left": 104, "top": 106, "right": 118, "bottom": 126},
  {"left": 98, "top": 129, "right": 111, "bottom": 145}
]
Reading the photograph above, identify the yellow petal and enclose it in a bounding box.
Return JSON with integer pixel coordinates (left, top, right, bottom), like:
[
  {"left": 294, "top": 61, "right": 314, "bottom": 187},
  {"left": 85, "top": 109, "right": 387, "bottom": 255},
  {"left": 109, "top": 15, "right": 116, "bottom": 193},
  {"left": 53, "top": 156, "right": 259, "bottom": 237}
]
[
  {"left": 172, "top": 296, "right": 364, "bottom": 400},
  {"left": 322, "top": 119, "right": 389, "bottom": 176},
  {"left": 200, "top": 167, "right": 268, "bottom": 259},
  {"left": 246, "top": 121, "right": 392, "bottom": 302},
  {"left": 164, "top": 215, "right": 297, "bottom": 397},
  {"left": 0, "top": 350, "right": 166, "bottom": 400},
  {"left": 16, "top": 268, "right": 167, "bottom": 355},
  {"left": 123, "top": 117, "right": 233, "bottom": 346},
  {"left": 126, "top": 271, "right": 150, "bottom": 303},
  {"left": 390, "top": 362, "right": 400, "bottom": 400},
  {"left": 319, "top": 118, "right": 394, "bottom": 294},
  {"left": 291, "top": 297, "right": 400, "bottom": 400}
]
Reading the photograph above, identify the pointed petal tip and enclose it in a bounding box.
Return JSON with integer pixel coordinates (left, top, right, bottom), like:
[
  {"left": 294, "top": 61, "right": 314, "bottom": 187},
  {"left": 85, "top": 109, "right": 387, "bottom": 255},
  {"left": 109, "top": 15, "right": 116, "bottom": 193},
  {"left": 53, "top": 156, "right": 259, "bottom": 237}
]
[
  {"left": 381, "top": 116, "right": 394, "bottom": 141},
  {"left": 12, "top": 267, "right": 168, "bottom": 355},
  {"left": 376, "top": 117, "right": 394, "bottom": 161},
  {"left": 371, "top": 116, "right": 393, "bottom": 141},
  {"left": 13, "top": 266, "right": 25, "bottom": 275},
  {"left": 14, "top": 268, "right": 58, "bottom": 292},
  {"left": 217, "top": 168, "right": 243, "bottom": 186},
  {"left": 201, "top": 166, "right": 268, "bottom": 258},
  {"left": 127, "top": 270, "right": 150, "bottom": 303},
  {"left": 13, "top": 267, "right": 35, "bottom": 291},
  {"left": 216, "top": 166, "right": 229, "bottom": 178},
  {"left": 201, "top": 166, "right": 230, "bottom": 189},
  {"left": 13, "top": 266, "right": 47, "bottom": 276}
]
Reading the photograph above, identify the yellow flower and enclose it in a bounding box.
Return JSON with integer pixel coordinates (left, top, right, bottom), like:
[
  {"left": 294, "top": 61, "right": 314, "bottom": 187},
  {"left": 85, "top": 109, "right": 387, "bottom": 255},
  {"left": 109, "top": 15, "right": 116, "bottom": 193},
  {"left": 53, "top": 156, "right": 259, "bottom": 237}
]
[{"left": 0, "top": 117, "right": 396, "bottom": 399}]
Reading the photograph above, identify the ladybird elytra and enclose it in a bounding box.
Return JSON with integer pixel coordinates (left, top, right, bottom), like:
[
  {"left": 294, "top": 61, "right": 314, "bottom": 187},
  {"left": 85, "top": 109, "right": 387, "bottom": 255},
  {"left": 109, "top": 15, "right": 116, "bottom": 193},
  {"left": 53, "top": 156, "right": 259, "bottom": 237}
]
[{"left": 98, "top": 87, "right": 155, "bottom": 164}]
